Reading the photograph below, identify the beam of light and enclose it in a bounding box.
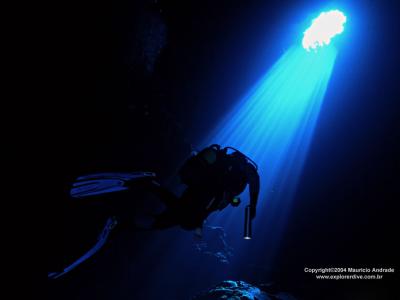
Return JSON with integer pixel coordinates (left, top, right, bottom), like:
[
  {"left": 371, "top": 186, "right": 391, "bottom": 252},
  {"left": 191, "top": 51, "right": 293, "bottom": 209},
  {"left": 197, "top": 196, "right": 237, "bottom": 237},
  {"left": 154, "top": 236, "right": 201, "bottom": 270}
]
[
  {"left": 302, "top": 10, "right": 346, "bottom": 51},
  {"left": 201, "top": 45, "right": 337, "bottom": 261}
]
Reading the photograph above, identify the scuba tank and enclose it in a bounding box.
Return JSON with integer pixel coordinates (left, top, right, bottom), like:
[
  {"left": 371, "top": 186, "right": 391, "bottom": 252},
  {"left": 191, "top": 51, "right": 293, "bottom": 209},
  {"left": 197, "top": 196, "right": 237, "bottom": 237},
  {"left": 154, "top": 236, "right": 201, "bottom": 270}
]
[{"left": 178, "top": 144, "right": 221, "bottom": 187}]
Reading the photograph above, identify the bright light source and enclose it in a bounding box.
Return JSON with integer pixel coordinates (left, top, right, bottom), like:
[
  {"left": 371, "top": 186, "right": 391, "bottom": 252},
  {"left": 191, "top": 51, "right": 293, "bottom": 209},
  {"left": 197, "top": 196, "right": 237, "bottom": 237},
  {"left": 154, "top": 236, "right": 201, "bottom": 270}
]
[{"left": 302, "top": 10, "right": 346, "bottom": 51}]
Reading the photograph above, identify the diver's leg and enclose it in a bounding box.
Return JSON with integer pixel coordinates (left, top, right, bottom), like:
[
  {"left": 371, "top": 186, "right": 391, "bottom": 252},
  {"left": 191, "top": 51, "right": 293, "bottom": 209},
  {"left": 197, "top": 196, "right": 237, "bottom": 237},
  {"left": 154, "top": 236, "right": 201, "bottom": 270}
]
[{"left": 146, "top": 180, "right": 179, "bottom": 207}]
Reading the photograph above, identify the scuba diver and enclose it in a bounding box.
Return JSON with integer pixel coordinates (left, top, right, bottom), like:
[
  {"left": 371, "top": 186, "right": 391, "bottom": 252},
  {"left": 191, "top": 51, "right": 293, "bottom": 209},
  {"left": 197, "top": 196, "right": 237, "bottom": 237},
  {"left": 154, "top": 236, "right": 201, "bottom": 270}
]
[
  {"left": 49, "top": 144, "right": 259, "bottom": 279},
  {"left": 70, "top": 144, "right": 260, "bottom": 235},
  {"left": 148, "top": 144, "right": 260, "bottom": 237}
]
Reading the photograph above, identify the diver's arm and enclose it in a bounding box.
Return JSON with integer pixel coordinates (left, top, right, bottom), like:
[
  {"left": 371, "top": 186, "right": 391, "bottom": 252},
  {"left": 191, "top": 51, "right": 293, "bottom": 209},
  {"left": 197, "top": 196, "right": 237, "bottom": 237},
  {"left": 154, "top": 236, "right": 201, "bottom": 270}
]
[{"left": 245, "top": 164, "right": 260, "bottom": 219}]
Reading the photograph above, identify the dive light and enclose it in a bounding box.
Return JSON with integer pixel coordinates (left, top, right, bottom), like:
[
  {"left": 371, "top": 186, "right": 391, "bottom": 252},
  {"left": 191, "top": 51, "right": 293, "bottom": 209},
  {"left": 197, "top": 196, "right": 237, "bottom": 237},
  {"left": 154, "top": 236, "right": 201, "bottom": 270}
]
[{"left": 244, "top": 205, "right": 252, "bottom": 239}]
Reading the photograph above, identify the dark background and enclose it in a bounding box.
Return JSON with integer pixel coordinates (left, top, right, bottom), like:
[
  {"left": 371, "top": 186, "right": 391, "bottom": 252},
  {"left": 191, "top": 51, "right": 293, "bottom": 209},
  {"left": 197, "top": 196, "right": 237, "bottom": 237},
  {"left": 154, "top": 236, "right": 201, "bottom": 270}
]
[{"left": 50, "top": 0, "right": 399, "bottom": 299}]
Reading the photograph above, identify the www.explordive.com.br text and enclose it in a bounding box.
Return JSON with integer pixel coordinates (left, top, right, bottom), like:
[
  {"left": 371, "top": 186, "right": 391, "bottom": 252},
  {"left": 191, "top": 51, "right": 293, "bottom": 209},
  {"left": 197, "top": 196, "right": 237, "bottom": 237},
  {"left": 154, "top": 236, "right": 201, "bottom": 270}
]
[{"left": 303, "top": 267, "right": 395, "bottom": 280}]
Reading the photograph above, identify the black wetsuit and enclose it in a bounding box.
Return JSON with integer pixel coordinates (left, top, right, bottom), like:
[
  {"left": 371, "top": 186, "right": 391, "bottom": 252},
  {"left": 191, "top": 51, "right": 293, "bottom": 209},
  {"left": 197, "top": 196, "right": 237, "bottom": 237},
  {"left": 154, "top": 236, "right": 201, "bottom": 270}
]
[{"left": 152, "top": 145, "right": 260, "bottom": 230}]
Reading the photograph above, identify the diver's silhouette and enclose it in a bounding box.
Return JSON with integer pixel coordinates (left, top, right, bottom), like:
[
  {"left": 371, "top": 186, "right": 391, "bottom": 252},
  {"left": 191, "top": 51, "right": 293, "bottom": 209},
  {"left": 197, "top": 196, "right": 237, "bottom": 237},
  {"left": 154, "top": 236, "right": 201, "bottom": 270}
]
[
  {"left": 149, "top": 144, "right": 260, "bottom": 236},
  {"left": 49, "top": 145, "right": 259, "bottom": 279}
]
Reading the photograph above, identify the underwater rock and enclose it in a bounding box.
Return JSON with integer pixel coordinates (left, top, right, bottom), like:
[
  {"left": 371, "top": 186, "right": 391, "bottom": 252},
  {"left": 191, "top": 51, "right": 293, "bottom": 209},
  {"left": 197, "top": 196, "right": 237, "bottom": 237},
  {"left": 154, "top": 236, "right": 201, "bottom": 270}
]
[
  {"left": 192, "top": 280, "right": 269, "bottom": 300},
  {"left": 192, "top": 280, "right": 298, "bottom": 300},
  {"left": 193, "top": 226, "right": 234, "bottom": 264}
]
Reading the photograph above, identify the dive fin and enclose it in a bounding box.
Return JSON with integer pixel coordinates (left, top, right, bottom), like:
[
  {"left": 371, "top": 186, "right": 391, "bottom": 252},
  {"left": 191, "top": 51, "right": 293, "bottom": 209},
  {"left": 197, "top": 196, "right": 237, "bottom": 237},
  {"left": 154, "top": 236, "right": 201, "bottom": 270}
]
[
  {"left": 70, "top": 172, "right": 156, "bottom": 198},
  {"left": 48, "top": 216, "right": 118, "bottom": 279}
]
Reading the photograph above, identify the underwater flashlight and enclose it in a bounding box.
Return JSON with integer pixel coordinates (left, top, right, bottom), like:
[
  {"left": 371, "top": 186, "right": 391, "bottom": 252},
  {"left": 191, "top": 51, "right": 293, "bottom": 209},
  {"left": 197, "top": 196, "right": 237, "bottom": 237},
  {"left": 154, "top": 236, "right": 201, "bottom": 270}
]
[{"left": 244, "top": 205, "right": 252, "bottom": 239}]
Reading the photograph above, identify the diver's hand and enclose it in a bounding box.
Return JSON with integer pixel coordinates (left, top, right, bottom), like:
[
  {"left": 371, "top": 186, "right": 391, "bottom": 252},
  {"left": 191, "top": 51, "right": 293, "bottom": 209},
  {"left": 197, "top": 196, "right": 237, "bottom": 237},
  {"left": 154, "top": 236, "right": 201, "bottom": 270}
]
[
  {"left": 250, "top": 205, "right": 257, "bottom": 220},
  {"left": 194, "top": 227, "right": 203, "bottom": 239}
]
